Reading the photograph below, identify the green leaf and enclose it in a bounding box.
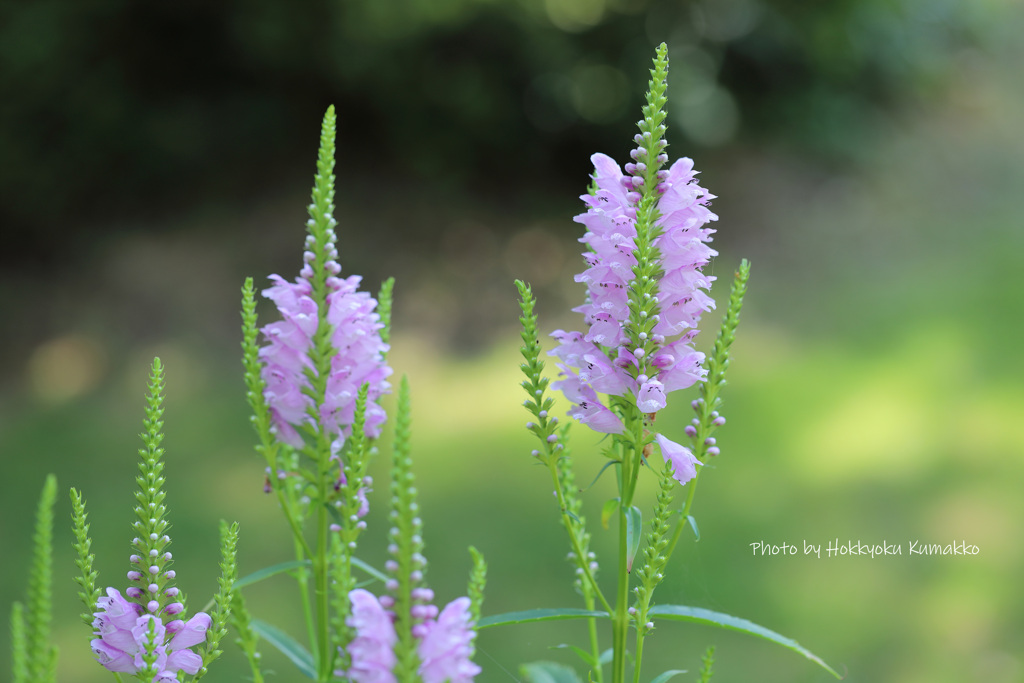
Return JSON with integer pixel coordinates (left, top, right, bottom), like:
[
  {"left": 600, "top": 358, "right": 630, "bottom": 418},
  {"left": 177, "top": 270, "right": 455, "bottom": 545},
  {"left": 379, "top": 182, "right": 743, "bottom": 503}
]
[
  {"left": 648, "top": 605, "right": 840, "bottom": 678},
  {"left": 478, "top": 608, "right": 610, "bottom": 629},
  {"left": 551, "top": 643, "right": 597, "bottom": 668},
  {"left": 250, "top": 619, "right": 316, "bottom": 679},
  {"left": 233, "top": 560, "right": 311, "bottom": 590},
  {"left": 520, "top": 661, "right": 584, "bottom": 683},
  {"left": 601, "top": 498, "right": 620, "bottom": 531},
  {"left": 584, "top": 460, "right": 620, "bottom": 492},
  {"left": 234, "top": 557, "right": 385, "bottom": 592},
  {"left": 351, "top": 557, "right": 388, "bottom": 583},
  {"left": 649, "top": 670, "right": 688, "bottom": 683},
  {"left": 598, "top": 648, "right": 614, "bottom": 665},
  {"left": 687, "top": 515, "right": 700, "bottom": 541},
  {"left": 625, "top": 505, "right": 642, "bottom": 572}
]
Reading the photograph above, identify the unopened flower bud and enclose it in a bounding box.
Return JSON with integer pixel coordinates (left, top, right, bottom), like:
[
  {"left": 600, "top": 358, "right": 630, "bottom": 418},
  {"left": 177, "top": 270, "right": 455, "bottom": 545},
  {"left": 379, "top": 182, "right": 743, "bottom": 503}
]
[{"left": 707, "top": 446, "right": 721, "bottom": 457}]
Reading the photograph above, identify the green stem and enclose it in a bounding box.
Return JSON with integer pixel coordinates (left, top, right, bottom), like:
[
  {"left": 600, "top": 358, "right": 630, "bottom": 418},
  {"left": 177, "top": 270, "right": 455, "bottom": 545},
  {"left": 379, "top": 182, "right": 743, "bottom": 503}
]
[
  {"left": 546, "top": 460, "right": 612, "bottom": 614},
  {"left": 612, "top": 504, "right": 631, "bottom": 683},
  {"left": 586, "top": 593, "right": 602, "bottom": 683},
  {"left": 632, "top": 628, "right": 645, "bottom": 683},
  {"left": 315, "top": 441, "right": 332, "bottom": 681},
  {"left": 294, "top": 532, "right": 317, "bottom": 664}
]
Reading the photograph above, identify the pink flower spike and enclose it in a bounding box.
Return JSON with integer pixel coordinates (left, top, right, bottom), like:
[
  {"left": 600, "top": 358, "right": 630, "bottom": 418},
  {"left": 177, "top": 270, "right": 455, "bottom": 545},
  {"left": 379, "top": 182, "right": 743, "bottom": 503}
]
[
  {"left": 655, "top": 434, "right": 702, "bottom": 486},
  {"left": 346, "top": 589, "right": 398, "bottom": 683},
  {"left": 552, "top": 144, "right": 717, "bottom": 434},
  {"left": 418, "top": 597, "right": 481, "bottom": 683}
]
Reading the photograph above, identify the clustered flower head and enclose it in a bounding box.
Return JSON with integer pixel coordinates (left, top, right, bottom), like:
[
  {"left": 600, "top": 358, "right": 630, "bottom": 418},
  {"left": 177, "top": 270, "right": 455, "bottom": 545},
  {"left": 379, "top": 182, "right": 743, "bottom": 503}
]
[
  {"left": 260, "top": 232, "right": 392, "bottom": 450},
  {"left": 346, "top": 588, "right": 479, "bottom": 683},
  {"left": 551, "top": 90, "right": 717, "bottom": 484},
  {"left": 91, "top": 588, "right": 210, "bottom": 679}
]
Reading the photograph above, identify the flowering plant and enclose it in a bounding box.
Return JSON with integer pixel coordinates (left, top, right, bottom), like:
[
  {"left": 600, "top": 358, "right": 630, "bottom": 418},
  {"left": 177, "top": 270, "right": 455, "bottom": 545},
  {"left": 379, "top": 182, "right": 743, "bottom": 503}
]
[
  {"left": 7, "top": 43, "right": 840, "bottom": 683},
  {"left": 500, "top": 44, "right": 839, "bottom": 683}
]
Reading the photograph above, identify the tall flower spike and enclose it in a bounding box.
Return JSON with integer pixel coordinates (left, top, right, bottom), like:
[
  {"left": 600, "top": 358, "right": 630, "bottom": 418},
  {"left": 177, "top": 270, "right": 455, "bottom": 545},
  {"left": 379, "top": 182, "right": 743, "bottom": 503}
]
[
  {"left": 345, "top": 377, "right": 479, "bottom": 683},
  {"left": 552, "top": 44, "right": 717, "bottom": 478},
  {"left": 259, "top": 105, "right": 392, "bottom": 452},
  {"left": 12, "top": 475, "right": 59, "bottom": 683},
  {"left": 90, "top": 359, "right": 212, "bottom": 680}
]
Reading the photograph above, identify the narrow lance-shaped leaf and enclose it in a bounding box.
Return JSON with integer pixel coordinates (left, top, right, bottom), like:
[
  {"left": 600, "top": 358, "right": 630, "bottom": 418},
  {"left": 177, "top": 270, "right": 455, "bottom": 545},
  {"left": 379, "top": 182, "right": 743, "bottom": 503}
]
[
  {"left": 648, "top": 670, "right": 688, "bottom": 683},
  {"left": 478, "top": 608, "right": 610, "bottom": 629},
  {"left": 250, "top": 619, "right": 316, "bottom": 680},
  {"left": 625, "top": 505, "right": 642, "bottom": 573},
  {"left": 520, "top": 661, "right": 585, "bottom": 683},
  {"left": 648, "top": 604, "right": 840, "bottom": 678}
]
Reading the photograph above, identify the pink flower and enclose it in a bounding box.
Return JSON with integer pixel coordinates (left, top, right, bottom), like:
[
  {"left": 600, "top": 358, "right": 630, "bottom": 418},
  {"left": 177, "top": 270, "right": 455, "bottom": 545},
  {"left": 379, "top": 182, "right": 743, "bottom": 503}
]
[
  {"left": 90, "top": 588, "right": 210, "bottom": 679},
  {"left": 655, "top": 434, "right": 702, "bottom": 485},
  {"left": 260, "top": 263, "right": 392, "bottom": 450},
  {"left": 346, "top": 589, "right": 398, "bottom": 683},
  {"left": 418, "top": 598, "right": 481, "bottom": 683},
  {"left": 346, "top": 590, "right": 479, "bottom": 683},
  {"left": 552, "top": 151, "right": 716, "bottom": 428}
]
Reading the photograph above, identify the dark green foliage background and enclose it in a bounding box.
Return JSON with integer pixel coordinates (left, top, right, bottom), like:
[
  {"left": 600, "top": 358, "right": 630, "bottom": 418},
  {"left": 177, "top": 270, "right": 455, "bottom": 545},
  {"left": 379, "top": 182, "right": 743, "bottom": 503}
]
[{"left": 2, "top": 1, "right": 1023, "bottom": 682}]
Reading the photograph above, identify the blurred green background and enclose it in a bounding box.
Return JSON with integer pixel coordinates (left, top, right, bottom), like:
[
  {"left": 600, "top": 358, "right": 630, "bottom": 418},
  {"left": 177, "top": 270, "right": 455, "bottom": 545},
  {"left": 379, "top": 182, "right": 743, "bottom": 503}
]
[{"left": 2, "top": 0, "right": 1023, "bottom": 681}]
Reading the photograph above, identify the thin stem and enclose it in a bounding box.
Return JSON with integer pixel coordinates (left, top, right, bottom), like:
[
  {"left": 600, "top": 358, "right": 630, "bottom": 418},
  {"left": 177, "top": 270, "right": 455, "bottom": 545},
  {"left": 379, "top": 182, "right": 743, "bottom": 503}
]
[
  {"left": 545, "top": 460, "right": 612, "bottom": 614},
  {"left": 294, "top": 532, "right": 317, "bottom": 663},
  {"left": 315, "top": 437, "right": 332, "bottom": 680},
  {"left": 632, "top": 629, "right": 645, "bottom": 683},
  {"left": 612, "top": 504, "right": 631, "bottom": 683},
  {"left": 586, "top": 593, "right": 602, "bottom": 683}
]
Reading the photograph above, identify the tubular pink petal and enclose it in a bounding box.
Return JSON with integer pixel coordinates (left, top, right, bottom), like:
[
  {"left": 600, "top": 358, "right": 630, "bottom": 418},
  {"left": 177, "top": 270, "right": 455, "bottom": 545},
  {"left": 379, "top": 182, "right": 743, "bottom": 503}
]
[
  {"left": 167, "top": 612, "right": 211, "bottom": 650},
  {"left": 418, "top": 597, "right": 481, "bottom": 683},
  {"left": 655, "top": 434, "right": 702, "bottom": 485}
]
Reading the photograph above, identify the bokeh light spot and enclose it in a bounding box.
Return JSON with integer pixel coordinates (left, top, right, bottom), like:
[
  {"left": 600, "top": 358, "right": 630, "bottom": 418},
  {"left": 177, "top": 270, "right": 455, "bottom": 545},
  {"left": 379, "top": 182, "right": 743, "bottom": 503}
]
[
  {"left": 544, "top": 0, "right": 605, "bottom": 32},
  {"left": 28, "top": 334, "right": 107, "bottom": 403}
]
